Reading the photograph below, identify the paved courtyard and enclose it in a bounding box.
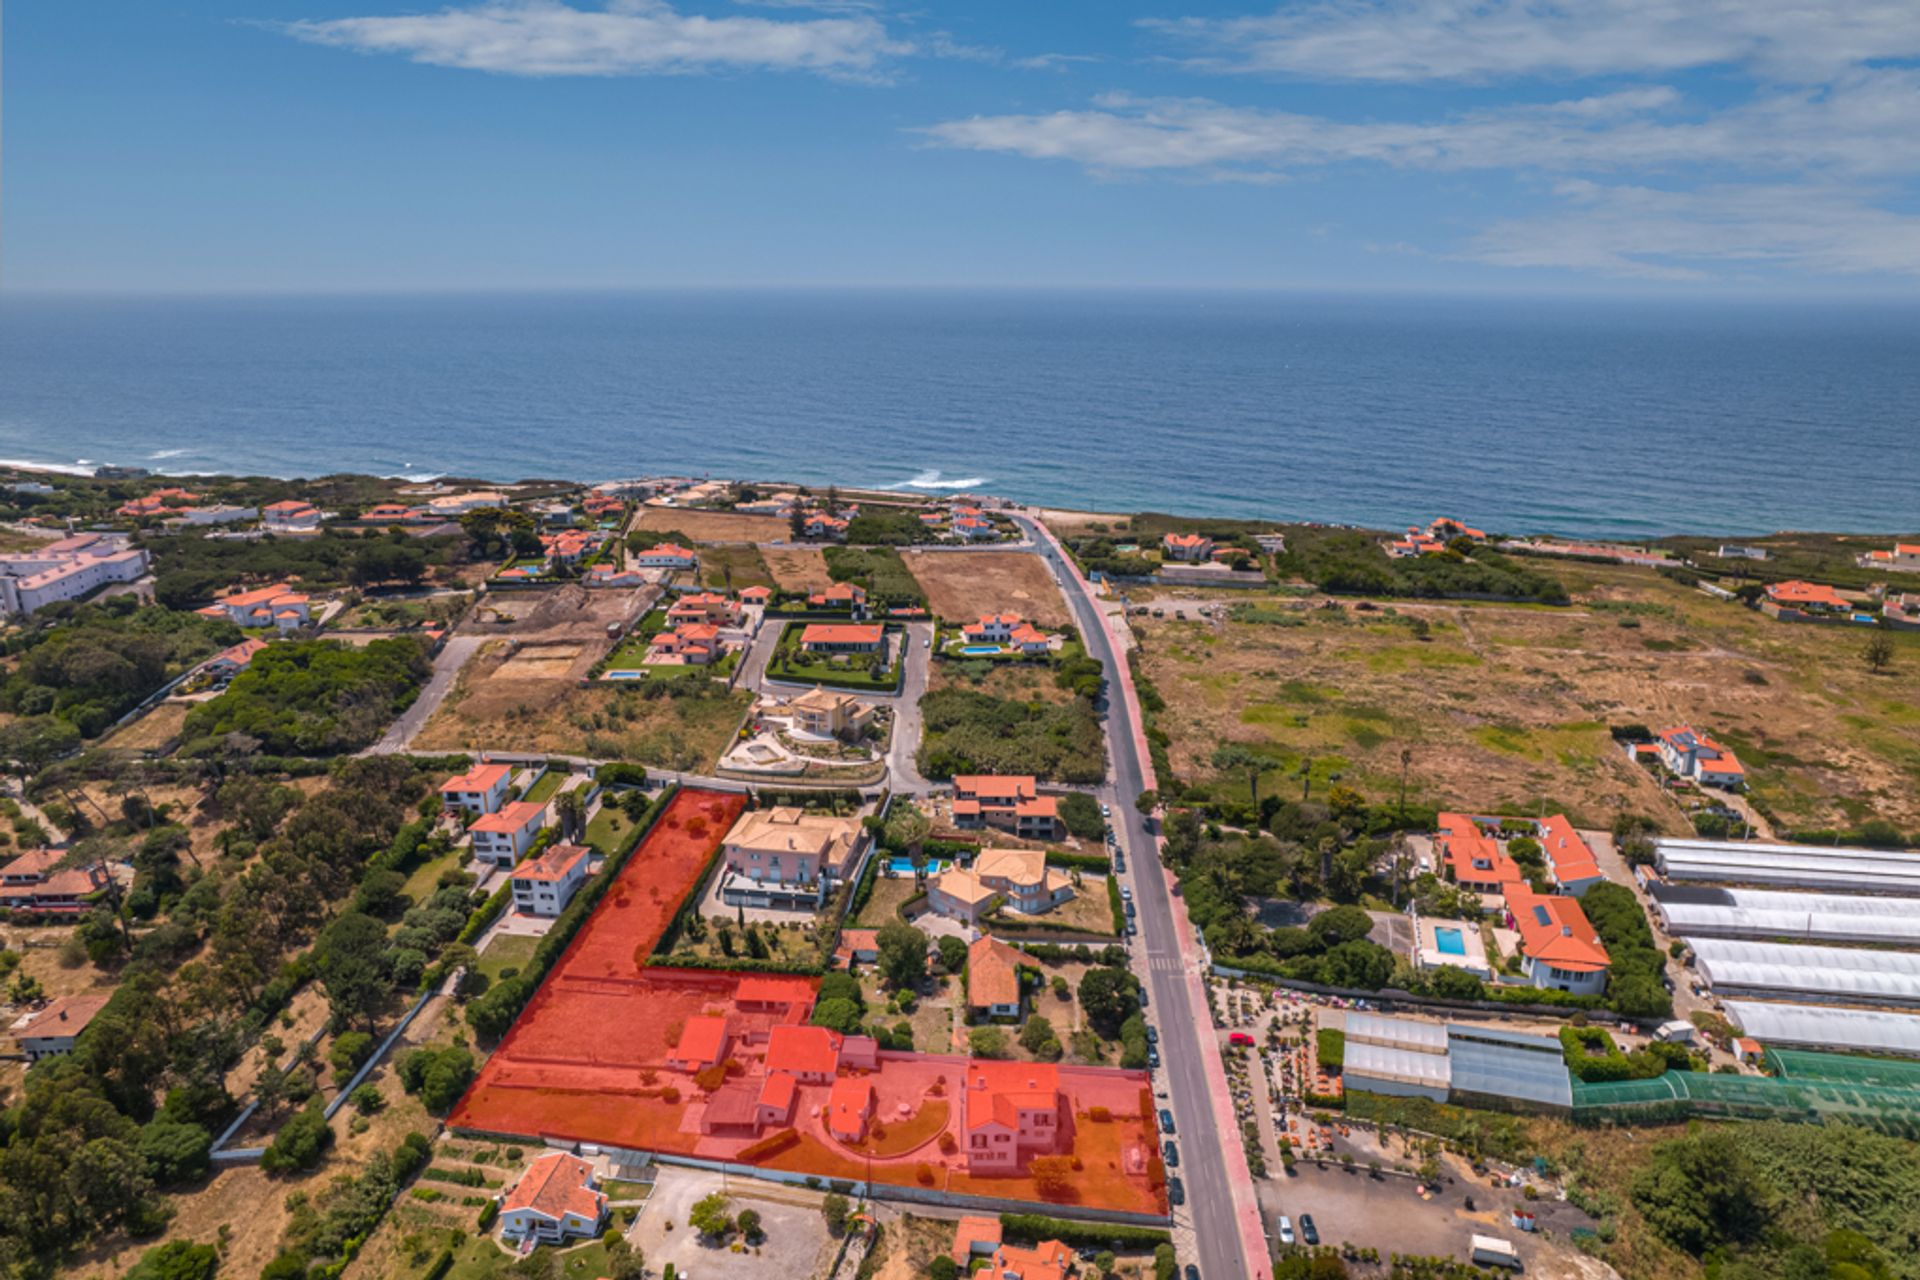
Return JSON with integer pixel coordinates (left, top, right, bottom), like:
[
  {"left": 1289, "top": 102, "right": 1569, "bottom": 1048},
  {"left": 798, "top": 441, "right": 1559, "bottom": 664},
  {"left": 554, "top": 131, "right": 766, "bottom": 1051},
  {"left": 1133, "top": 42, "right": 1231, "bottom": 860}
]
[{"left": 630, "top": 1166, "right": 839, "bottom": 1280}]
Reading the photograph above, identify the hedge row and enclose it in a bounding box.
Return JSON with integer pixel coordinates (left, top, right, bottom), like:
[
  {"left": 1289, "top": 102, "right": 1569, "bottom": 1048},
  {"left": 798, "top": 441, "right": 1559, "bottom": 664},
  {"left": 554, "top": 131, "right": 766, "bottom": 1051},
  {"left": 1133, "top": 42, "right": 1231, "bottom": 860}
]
[
  {"left": 998, "top": 1214, "right": 1172, "bottom": 1250},
  {"left": 1046, "top": 850, "right": 1112, "bottom": 873},
  {"left": 648, "top": 954, "right": 826, "bottom": 976}
]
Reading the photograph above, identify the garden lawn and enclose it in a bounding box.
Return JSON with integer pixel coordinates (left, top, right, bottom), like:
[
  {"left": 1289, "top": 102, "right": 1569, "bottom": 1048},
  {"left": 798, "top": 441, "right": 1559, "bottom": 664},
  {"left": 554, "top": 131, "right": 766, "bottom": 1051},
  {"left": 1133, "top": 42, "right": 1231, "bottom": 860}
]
[
  {"left": 522, "top": 770, "right": 565, "bottom": 805},
  {"left": 477, "top": 933, "right": 540, "bottom": 986}
]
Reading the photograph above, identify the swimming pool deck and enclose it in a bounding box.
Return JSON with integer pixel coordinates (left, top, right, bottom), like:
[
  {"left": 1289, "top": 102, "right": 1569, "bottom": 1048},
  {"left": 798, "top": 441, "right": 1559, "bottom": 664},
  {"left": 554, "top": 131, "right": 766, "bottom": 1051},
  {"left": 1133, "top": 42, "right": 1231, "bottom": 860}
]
[{"left": 1413, "top": 915, "right": 1494, "bottom": 979}]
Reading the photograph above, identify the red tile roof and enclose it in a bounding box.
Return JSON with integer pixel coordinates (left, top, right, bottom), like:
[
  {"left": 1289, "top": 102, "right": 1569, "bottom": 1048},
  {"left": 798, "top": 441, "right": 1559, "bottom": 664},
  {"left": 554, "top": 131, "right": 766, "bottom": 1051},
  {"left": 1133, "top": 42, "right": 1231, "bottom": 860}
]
[
  {"left": 671, "top": 1014, "right": 732, "bottom": 1066},
  {"left": 1766, "top": 579, "right": 1850, "bottom": 609},
  {"left": 765, "top": 1024, "right": 842, "bottom": 1076},
  {"left": 828, "top": 1076, "right": 873, "bottom": 1136},
  {"left": 12, "top": 992, "right": 112, "bottom": 1043},
  {"left": 953, "top": 775, "right": 1038, "bottom": 802},
  {"left": 512, "top": 842, "right": 592, "bottom": 884},
  {"left": 1436, "top": 812, "right": 1520, "bottom": 887},
  {"left": 1536, "top": 815, "right": 1601, "bottom": 886},
  {"left": 1506, "top": 882, "right": 1610, "bottom": 972},
  {"left": 800, "top": 623, "right": 883, "bottom": 647},
  {"left": 441, "top": 762, "right": 511, "bottom": 794},
  {"left": 502, "top": 1152, "right": 604, "bottom": 1223},
  {"left": 951, "top": 1216, "right": 1003, "bottom": 1263},
  {"left": 967, "top": 936, "right": 1026, "bottom": 1010},
  {"left": 757, "top": 1070, "right": 797, "bottom": 1115},
  {"left": 472, "top": 800, "right": 546, "bottom": 835}
]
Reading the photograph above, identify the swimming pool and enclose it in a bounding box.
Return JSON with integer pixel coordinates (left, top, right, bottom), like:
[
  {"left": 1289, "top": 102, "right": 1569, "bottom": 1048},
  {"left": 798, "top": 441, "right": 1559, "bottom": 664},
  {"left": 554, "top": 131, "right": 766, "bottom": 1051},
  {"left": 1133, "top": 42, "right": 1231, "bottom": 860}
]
[
  {"left": 958, "top": 645, "right": 1003, "bottom": 656},
  {"left": 886, "top": 857, "right": 949, "bottom": 876},
  {"left": 604, "top": 670, "right": 647, "bottom": 680},
  {"left": 1434, "top": 926, "right": 1468, "bottom": 956}
]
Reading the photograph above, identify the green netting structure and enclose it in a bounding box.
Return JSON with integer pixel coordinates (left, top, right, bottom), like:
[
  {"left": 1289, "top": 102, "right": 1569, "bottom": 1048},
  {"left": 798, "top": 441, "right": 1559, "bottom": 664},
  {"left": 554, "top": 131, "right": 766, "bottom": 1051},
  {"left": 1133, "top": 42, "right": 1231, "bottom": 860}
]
[{"left": 1572, "top": 1055, "right": 1920, "bottom": 1136}]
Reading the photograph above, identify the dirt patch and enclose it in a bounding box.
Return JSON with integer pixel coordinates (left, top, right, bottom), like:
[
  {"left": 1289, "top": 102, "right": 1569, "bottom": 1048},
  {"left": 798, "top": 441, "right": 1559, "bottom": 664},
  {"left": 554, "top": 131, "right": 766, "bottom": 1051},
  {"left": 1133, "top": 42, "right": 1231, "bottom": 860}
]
[
  {"left": 465, "top": 583, "right": 644, "bottom": 641},
  {"left": 696, "top": 544, "right": 776, "bottom": 590},
  {"left": 764, "top": 547, "right": 833, "bottom": 593},
  {"left": 413, "top": 643, "right": 748, "bottom": 770},
  {"left": 497, "top": 642, "right": 589, "bottom": 680},
  {"left": 634, "top": 506, "right": 789, "bottom": 544},
  {"left": 100, "top": 701, "right": 191, "bottom": 752},
  {"left": 929, "top": 658, "right": 1075, "bottom": 705},
  {"left": 903, "top": 550, "right": 1073, "bottom": 629}
]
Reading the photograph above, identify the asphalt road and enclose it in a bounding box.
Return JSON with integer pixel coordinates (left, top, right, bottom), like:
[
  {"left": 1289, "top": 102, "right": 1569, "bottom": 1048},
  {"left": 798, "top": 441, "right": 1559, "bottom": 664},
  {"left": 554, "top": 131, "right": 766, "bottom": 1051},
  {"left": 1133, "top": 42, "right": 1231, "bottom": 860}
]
[
  {"left": 1017, "top": 515, "right": 1254, "bottom": 1280},
  {"left": 364, "top": 634, "right": 485, "bottom": 755}
]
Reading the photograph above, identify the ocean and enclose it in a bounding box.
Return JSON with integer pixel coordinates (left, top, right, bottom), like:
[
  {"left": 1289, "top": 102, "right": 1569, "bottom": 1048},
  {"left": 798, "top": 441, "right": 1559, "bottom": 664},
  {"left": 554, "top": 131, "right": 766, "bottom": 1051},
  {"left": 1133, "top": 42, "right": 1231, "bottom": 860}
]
[{"left": 1, "top": 290, "right": 1915, "bottom": 539}]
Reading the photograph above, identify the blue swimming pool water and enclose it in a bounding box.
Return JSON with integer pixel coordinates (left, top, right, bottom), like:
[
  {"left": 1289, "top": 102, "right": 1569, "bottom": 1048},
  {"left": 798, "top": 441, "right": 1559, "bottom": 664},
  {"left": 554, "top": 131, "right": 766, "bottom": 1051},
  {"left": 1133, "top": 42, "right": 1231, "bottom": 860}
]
[
  {"left": 1434, "top": 926, "right": 1468, "bottom": 956},
  {"left": 958, "top": 645, "right": 1002, "bottom": 656},
  {"left": 887, "top": 857, "right": 949, "bottom": 875}
]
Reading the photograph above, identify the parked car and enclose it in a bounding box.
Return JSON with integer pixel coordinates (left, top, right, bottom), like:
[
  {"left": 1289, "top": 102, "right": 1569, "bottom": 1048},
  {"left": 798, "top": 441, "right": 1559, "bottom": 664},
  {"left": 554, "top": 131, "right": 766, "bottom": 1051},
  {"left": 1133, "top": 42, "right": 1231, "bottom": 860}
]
[
  {"left": 1163, "top": 1140, "right": 1179, "bottom": 1167},
  {"left": 1125, "top": 900, "right": 1136, "bottom": 918},
  {"left": 1100, "top": 803, "right": 1111, "bottom": 817},
  {"left": 1300, "top": 1215, "right": 1319, "bottom": 1246},
  {"left": 1147, "top": 1046, "right": 1160, "bottom": 1068},
  {"left": 1159, "top": 1108, "right": 1176, "bottom": 1134},
  {"left": 1185, "top": 1267, "right": 1200, "bottom": 1280},
  {"left": 1138, "top": 985, "right": 1147, "bottom": 1008},
  {"left": 1276, "top": 1215, "right": 1295, "bottom": 1245},
  {"left": 1229, "top": 1031, "right": 1255, "bottom": 1047},
  {"left": 1121, "top": 884, "right": 1133, "bottom": 899},
  {"left": 1146, "top": 1024, "right": 1159, "bottom": 1044},
  {"left": 1168, "top": 1177, "right": 1185, "bottom": 1206}
]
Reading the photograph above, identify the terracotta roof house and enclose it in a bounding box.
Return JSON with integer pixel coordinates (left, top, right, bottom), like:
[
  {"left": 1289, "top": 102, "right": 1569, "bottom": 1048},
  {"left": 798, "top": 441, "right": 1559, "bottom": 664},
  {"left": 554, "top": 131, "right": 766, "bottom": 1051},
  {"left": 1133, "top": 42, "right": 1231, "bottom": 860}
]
[
  {"left": 799, "top": 623, "right": 884, "bottom": 654},
  {"left": 10, "top": 993, "right": 112, "bottom": 1060},
  {"left": 1765, "top": 580, "right": 1851, "bottom": 612},
  {"left": 950, "top": 776, "right": 1060, "bottom": 840},
  {"left": 509, "top": 842, "right": 594, "bottom": 917},
  {"left": 633, "top": 543, "right": 698, "bottom": 570},
  {"left": 1657, "top": 725, "right": 1745, "bottom": 790},
  {"left": 498, "top": 1152, "right": 608, "bottom": 1245},
  {"left": 1436, "top": 813, "right": 1522, "bottom": 895},
  {"left": 951, "top": 1216, "right": 1004, "bottom": 1264},
  {"left": 807, "top": 582, "right": 867, "bottom": 611},
  {"left": 1504, "top": 883, "right": 1610, "bottom": 996},
  {"left": 765, "top": 1024, "right": 844, "bottom": 1083},
  {"left": 1536, "top": 815, "right": 1604, "bottom": 896},
  {"left": 979, "top": 1241, "right": 1073, "bottom": 1280},
  {"left": 668, "top": 1014, "right": 734, "bottom": 1071},
  {"left": 960, "top": 1062, "right": 1064, "bottom": 1172},
  {"left": 470, "top": 800, "right": 548, "bottom": 867},
  {"left": 967, "top": 936, "right": 1028, "bottom": 1020},
  {"left": 1162, "top": 532, "right": 1214, "bottom": 562},
  {"left": 440, "top": 762, "right": 513, "bottom": 815},
  {"left": 827, "top": 1077, "right": 875, "bottom": 1142}
]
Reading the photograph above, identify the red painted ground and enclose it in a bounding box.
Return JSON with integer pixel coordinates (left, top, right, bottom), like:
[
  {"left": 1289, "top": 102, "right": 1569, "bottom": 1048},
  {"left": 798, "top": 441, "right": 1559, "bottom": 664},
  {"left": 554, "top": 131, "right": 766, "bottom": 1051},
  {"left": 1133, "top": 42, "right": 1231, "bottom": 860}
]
[{"left": 451, "top": 787, "right": 1165, "bottom": 1216}]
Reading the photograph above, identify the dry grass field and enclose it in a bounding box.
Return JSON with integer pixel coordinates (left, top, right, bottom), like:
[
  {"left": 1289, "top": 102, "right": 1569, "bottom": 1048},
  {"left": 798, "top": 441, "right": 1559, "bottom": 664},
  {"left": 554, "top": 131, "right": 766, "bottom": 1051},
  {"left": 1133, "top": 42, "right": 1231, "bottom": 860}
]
[
  {"left": 764, "top": 546, "right": 833, "bottom": 592},
  {"left": 631, "top": 505, "right": 788, "bottom": 544},
  {"left": 413, "top": 639, "right": 749, "bottom": 770},
  {"left": 1137, "top": 561, "right": 1920, "bottom": 833},
  {"left": 903, "top": 549, "right": 1074, "bottom": 628},
  {"left": 694, "top": 542, "right": 775, "bottom": 590},
  {"left": 928, "top": 656, "right": 1076, "bottom": 704},
  {"left": 97, "top": 701, "right": 192, "bottom": 752}
]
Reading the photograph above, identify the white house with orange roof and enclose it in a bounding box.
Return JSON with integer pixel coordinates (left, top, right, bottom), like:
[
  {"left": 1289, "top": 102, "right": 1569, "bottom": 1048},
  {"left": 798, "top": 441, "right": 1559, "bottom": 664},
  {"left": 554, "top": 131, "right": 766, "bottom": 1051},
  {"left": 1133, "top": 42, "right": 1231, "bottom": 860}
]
[
  {"left": 116, "top": 488, "right": 199, "bottom": 518},
  {"left": 584, "top": 562, "right": 644, "bottom": 588},
  {"left": 0, "top": 849, "right": 110, "bottom": 915},
  {"left": 953, "top": 516, "right": 998, "bottom": 542},
  {"left": 1504, "top": 882, "right": 1610, "bottom": 995},
  {"left": 497, "top": 1152, "right": 607, "bottom": 1245},
  {"left": 808, "top": 582, "right": 867, "bottom": 613},
  {"left": 10, "top": 993, "right": 113, "bottom": 1061},
  {"left": 471, "top": 800, "right": 548, "bottom": 867},
  {"left": 510, "top": 842, "right": 593, "bottom": 915},
  {"left": 966, "top": 935, "right": 1028, "bottom": 1020},
  {"left": 1385, "top": 528, "right": 1449, "bottom": 558},
  {"left": 964, "top": 613, "right": 1024, "bottom": 644},
  {"left": 440, "top": 762, "right": 513, "bottom": 815},
  {"left": 1657, "top": 725, "right": 1745, "bottom": 790},
  {"left": 764, "top": 1024, "right": 846, "bottom": 1085},
  {"left": 978, "top": 1241, "right": 1073, "bottom": 1280},
  {"left": 667, "top": 1014, "right": 734, "bottom": 1071},
  {"left": 195, "top": 582, "right": 312, "bottom": 630},
  {"left": 800, "top": 623, "right": 884, "bottom": 655},
  {"left": 667, "top": 592, "right": 742, "bottom": 626},
  {"left": 950, "top": 1217, "right": 1004, "bottom": 1267},
  {"left": 1429, "top": 517, "right": 1487, "bottom": 542},
  {"left": 1763, "top": 579, "right": 1852, "bottom": 615},
  {"left": 202, "top": 637, "right": 270, "bottom": 685},
  {"left": 1535, "top": 815, "right": 1604, "bottom": 896},
  {"left": 650, "top": 622, "right": 724, "bottom": 665},
  {"left": 960, "top": 1062, "right": 1064, "bottom": 1172},
  {"left": 950, "top": 775, "right": 1061, "bottom": 840},
  {"left": 633, "top": 543, "right": 698, "bottom": 570},
  {"left": 1857, "top": 543, "right": 1920, "bottom": 572},
  {"left": 1161, "top": 532, "right": 1214, "bottom": 562},
  {"left": 261, "top": 500, "right": 322, "bottom": 531},
  {"left": 827, "top": 1076, "right": 875, "bottom": 1142}
]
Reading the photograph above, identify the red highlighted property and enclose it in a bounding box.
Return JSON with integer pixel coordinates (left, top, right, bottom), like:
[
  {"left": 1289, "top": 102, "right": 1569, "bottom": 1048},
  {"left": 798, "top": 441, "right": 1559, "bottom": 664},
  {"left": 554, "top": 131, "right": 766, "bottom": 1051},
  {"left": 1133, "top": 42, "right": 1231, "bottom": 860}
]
[{"left": 452, "top": 788, "right": 1165, "bottom": 1217}]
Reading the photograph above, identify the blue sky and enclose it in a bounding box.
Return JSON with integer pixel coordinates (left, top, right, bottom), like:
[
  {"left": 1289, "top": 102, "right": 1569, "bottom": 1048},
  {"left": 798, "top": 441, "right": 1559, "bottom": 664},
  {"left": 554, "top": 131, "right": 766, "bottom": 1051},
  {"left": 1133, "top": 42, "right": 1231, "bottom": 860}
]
[{"left": 8, "top": 1, "right": 1920, "bottom": 293}]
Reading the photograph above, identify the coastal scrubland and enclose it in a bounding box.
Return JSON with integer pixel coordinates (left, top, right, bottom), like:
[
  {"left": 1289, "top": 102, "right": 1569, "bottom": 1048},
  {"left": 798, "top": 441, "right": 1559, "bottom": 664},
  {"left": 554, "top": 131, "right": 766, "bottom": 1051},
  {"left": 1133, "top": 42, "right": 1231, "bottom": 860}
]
[
  {"left": 1135, "top": 560, "right": 1920, "bottom": 835},
  {"left": 629, "top": 505, "right": 788, "bottom": 544}
]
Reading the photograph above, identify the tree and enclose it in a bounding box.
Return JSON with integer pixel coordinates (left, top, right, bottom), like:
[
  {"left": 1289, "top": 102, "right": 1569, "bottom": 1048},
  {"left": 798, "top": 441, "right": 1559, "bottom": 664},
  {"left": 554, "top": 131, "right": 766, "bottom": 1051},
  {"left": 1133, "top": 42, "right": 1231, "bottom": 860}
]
[
  {"left": 126, "top": 1240, "right": 219, "bottom": 1280},
  {"left": 1094, "top": 1250, "right": 1118, "bottom": 1277},
  {"left": 1135, "top": 789, "right": 1159, "bottom": 815},
  {"left": 1630, "top": 1128, "right": 1772, "bottom": 1255},
  {"left": 968, "top": 1026, "right": 1010, "bottom": 1058},
  {"left": 1057, "top": 792, "right": 1105, "bottom": 840},
  {"left": 1029, "top": 1154, "right": 1074, "bottom": 1198},
  {"left": 689, "top": 1191, "right": 734, "bottom": 1239},
  {"left": 1863, "top": 631, "right": 1895, "bottom": 674},
  {"left": 821, "top": 1192, "right": 851, "bottom": 1236},
  {"left": 1020, "top": 1014, "right": 1062, "bottom": 1059},
  {"left": 736, "top": 1207, "right": 762, "bottom": 1241},
  {"left": 875, "top": 919, "right": 928, "bottom": 990},
  {"left": 1428, "top": 965, "right": 1485, "bottom": 1001},
  {"left": 137, "top": 1119, "right": 213, "bottom": 1187},
  {"left": 1079, "top": 966, "right": 1139, "bottom": 1038},
  {"left": 812, "top": 997, "right": 864, "bottom": 1035},
  {"left": 929, "top": 1257, "right": 959, "bottom": 1280},
  {"left": 554, "top": 786, "right": 587, "bottom": 843},
  {"left": 261, "top": 1101, "right": 333, "bottom": 1174},
  {"left": 329, "top": 1030, "right": 376, "bottom": 1084},
  {"left": 936, "top": 934, "right": 968, "bottom": 975},
  {"left": 315, "top": 911, "right": 391, "bottom": 1032}
]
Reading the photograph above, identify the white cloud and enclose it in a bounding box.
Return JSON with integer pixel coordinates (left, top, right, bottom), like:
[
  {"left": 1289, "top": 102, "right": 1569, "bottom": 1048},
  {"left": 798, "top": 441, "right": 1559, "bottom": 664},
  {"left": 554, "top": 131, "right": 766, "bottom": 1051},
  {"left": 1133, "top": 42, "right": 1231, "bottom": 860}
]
[
  {"left": 1461, "top": 181, "right": 1920, "bottom": 278},
  {"left": 1142, "top": 0, "right": 1920, "bottom": 84},
  {"left": 919, "top": 74, "right": 1920, "bottom": 180},
  {"left": 281, "top": 0, "right": 909, "bottom": 78}
]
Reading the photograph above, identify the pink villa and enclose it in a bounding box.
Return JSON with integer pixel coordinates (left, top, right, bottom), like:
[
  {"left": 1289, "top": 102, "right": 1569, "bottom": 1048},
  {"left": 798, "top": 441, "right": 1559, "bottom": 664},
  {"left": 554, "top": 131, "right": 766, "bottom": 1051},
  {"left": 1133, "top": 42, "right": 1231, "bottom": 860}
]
[{"left": 961, "top": 1061, "right": 1065, "bottom": 1173}]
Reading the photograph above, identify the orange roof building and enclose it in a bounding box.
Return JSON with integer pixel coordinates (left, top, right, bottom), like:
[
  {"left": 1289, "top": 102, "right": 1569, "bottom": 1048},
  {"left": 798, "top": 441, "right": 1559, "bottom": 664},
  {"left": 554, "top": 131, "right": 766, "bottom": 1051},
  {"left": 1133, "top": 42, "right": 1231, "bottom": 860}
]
[
  {"left": 961, "top": 1061, "right": 1064, "bottom": 1172},
  {"left": 967, "top": 936, "right": 1027, "bottom": 1017},
  {"left": 498, "top": 1152, "right": 607, "bottom": 1244},
  {"left": 827, "top": 1076, "right": 874, "bottom": 1142},
  {"left": 1436, "top": 813, "right": 1521, "bottom": 894},
  {"left": 764, "top": 1024, "right": 843, "bottom": 1082},
  {"left": 951, "top": 1216, "right": 1004, "bottom": 1264},
  {"left": 1766, "top": 579, "right": 1851, "bottom": 611},
  {"left": 1536, "top": 814, "right": 1604, "bottom": 894},
  {"left": 799, "top": 623, "right": 884, "bottom": 653},
  {"left": 1505, "top": 882, "right": 1610, "bottom": 995},
  {"left": 980, "top": 1240, "right": 1073, "bottom": 1280},
  {"left": 667, "top": 1014, "right": 733, "bottom": 1071},
  {"left": 440, "top": 761, "right": 513, "bottom": 813}
]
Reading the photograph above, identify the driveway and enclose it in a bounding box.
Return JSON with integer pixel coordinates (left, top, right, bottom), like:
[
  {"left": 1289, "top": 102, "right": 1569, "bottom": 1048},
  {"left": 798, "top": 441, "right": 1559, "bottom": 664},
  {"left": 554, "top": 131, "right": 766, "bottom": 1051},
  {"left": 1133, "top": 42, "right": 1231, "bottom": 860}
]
[
  {"left": 885, "top": 622, "right": 935, "bottom": 794},
  {"left": 629, "top": 1165, "right": 837, "bottom": 1280},
  {"left": 365, "top": 634, "right": 484, "bottom": 754}
]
